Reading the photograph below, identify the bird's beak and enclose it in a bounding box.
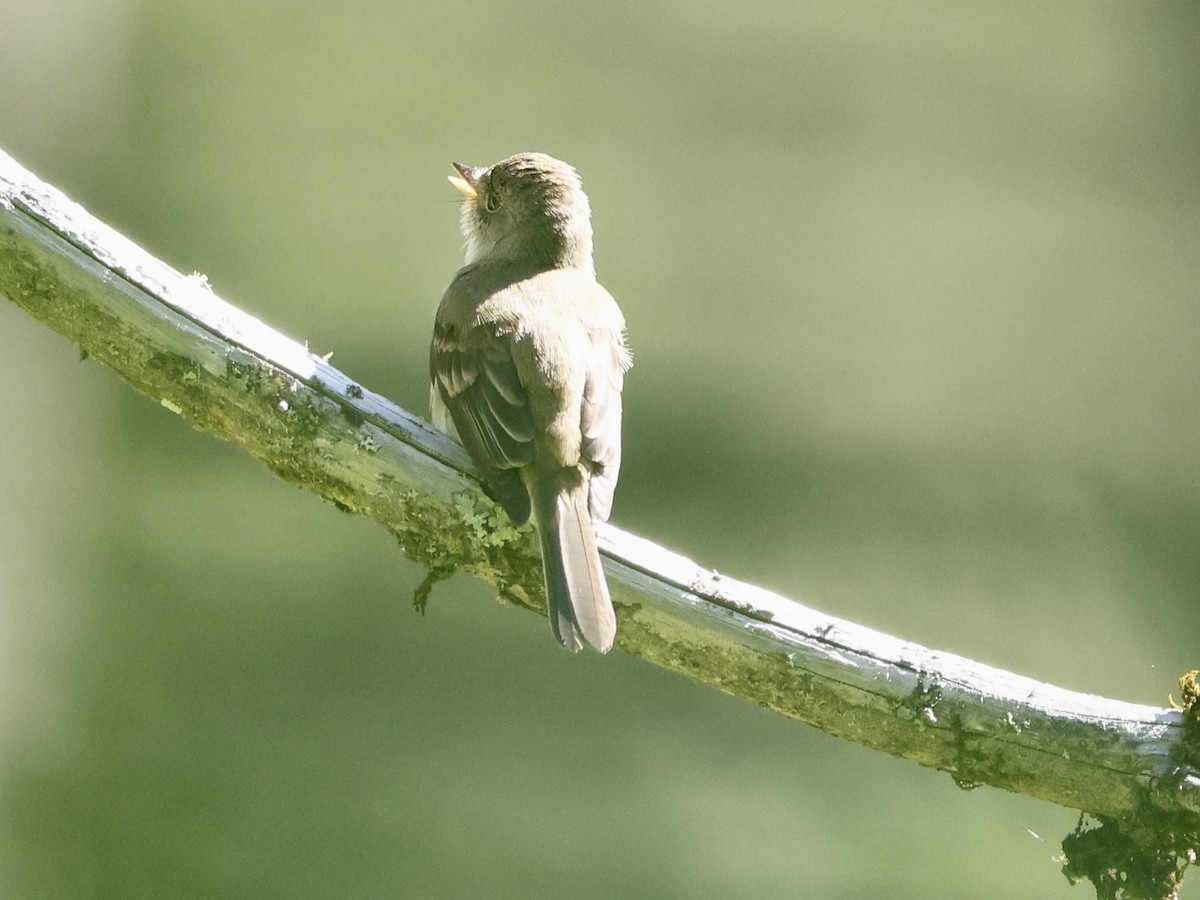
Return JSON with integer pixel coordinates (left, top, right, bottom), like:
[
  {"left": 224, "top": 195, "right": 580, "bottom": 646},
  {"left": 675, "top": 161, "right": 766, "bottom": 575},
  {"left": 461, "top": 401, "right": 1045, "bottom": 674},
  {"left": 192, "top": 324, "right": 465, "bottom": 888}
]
[{"left": 448, "top": 162, "right": 484, "bottom": 199}]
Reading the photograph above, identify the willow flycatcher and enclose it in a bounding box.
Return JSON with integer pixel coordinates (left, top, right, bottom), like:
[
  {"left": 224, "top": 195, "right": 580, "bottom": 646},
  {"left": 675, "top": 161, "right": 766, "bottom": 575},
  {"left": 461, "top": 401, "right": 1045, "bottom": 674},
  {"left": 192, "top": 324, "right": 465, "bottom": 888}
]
[{"left": 430, "top": 153, "right": 631, "bottom": 652}]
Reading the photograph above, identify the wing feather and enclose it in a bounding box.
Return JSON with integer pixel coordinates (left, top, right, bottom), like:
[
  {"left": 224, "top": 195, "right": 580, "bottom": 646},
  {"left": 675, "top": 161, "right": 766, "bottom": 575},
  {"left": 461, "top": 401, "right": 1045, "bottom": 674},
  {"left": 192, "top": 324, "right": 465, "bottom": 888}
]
[
  {"left": 431, "top": 321, "right": 535, "bottom": 524},
  {"left": 580, "top": 320, "right": 629, "bottom": 523}
]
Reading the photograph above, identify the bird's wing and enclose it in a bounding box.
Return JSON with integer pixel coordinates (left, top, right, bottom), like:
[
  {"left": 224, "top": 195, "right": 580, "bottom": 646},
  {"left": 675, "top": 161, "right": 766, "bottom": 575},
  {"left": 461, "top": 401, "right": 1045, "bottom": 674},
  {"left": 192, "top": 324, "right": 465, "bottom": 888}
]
[
  {"left": 430, "top": 314, "right": 536, "bottom": 525},
  {"left": 580, "top": 287, "right": 631, "bottom": 523}
]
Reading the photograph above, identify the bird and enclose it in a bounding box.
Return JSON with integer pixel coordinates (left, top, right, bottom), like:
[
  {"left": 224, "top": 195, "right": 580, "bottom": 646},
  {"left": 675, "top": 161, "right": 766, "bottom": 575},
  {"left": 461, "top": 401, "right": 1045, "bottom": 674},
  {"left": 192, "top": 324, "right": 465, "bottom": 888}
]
[{"left": 429, "top": 152, "right": 631, "bottom": 652}]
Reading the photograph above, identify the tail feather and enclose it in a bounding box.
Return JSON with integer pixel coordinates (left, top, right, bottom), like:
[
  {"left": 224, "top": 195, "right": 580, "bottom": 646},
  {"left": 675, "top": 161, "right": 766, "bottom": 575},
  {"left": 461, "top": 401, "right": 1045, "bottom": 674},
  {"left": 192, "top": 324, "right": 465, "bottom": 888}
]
[{"left": 533, "top": 476, "right": 616, "bottom": 653}]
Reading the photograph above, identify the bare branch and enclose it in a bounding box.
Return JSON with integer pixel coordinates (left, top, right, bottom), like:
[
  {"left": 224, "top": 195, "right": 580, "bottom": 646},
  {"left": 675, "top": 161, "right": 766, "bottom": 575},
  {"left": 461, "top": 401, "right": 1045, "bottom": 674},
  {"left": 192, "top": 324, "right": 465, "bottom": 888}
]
[{"left": 2, "top": 149, "right": 1196, "bottom": 897}]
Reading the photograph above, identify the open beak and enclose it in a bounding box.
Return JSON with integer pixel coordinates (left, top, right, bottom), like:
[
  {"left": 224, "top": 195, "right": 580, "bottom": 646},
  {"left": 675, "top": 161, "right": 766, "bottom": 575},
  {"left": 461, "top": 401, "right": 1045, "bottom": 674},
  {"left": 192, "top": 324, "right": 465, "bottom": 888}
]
[{"left": 448, "top": 162, "right": 484, "bottom": 199}]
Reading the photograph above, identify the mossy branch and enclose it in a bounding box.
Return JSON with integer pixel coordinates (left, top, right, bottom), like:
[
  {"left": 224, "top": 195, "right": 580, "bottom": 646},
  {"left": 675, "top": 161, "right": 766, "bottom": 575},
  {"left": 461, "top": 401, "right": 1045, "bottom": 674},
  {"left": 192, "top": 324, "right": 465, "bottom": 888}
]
[{"left": 1, "top": 150, "right": 1196, "bottom": 899}]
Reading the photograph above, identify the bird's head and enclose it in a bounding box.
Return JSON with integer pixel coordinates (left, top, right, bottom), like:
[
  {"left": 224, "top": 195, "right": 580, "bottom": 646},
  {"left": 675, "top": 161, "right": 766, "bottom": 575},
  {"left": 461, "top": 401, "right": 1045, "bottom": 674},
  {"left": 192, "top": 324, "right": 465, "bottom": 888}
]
[{"left": 448, "top": 152, "right": 594, "bottom": 273}]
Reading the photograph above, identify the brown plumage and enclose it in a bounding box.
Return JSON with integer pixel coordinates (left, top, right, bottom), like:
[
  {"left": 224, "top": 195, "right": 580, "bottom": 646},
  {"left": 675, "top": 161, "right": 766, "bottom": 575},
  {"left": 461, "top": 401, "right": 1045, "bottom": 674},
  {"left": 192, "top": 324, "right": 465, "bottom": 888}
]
[{"left": 430, "top": 153, "right": 630, "bottom": 652}]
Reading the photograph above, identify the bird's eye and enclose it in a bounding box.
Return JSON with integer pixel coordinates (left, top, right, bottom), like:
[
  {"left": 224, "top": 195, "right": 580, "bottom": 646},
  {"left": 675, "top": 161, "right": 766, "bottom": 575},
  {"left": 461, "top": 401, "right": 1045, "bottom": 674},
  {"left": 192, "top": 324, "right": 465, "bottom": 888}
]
[{"left": 484, "top": 192, "right": 501, "bottom": 213}]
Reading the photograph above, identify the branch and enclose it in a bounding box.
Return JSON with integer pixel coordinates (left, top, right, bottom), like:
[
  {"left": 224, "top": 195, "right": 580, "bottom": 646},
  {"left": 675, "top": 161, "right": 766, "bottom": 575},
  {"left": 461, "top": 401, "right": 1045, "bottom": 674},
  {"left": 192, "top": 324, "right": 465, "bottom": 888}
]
[{"left": 2, "top": 150, "right": 1196, "bottom": 898}]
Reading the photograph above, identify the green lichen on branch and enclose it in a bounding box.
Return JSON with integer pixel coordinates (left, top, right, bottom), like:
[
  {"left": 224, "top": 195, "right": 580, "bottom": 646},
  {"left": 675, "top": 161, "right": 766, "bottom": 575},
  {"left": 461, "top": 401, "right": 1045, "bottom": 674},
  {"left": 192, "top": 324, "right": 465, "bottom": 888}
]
[
  {"left": 1062, "top": 812, "right": 1197, "bottom": 900},
  {"left": 387, "top": 486, "right": 545, "bottom": 616},
  {"left": 1059, "top": 674, "right": 1200, "bottom": 900},
  {"left": 2, "top": 213, "right": 539, "bottom": 602}
]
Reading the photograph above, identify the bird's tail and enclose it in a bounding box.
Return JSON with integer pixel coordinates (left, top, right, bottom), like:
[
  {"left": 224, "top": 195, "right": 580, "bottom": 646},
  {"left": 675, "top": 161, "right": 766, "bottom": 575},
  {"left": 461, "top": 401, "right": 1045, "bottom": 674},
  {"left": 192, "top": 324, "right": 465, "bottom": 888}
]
[{"left": 531, "top": 473, "right": 616, "bottom": 653}]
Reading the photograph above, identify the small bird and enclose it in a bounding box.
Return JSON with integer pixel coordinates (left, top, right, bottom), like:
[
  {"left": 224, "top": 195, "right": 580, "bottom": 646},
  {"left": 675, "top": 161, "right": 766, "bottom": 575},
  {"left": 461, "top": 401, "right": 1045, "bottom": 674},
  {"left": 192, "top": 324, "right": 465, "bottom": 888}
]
[{"left": 430, "top": 153, "right": 631, "bottom": 652}]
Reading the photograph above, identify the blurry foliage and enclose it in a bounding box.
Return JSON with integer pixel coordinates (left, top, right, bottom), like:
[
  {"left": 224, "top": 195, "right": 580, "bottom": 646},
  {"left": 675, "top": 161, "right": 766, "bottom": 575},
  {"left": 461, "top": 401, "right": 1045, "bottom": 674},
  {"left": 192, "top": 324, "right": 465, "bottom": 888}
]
[{"left": 1, "top": 1, "right": 1198, "bottom": 897}]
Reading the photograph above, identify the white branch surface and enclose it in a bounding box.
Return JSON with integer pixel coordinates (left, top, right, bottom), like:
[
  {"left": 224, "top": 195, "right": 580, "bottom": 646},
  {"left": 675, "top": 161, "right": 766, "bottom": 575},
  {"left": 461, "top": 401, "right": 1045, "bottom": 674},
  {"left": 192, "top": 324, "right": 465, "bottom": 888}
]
[{"left": 2, "top": 149, "right": 1197, "bottom": 833}]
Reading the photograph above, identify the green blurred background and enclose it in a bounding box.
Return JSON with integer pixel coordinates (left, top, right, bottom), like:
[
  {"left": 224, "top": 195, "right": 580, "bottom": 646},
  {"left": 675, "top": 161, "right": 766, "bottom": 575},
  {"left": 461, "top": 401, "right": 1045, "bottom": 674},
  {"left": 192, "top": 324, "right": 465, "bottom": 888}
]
[{"left": 1, "top": 2, "right": 1197, "bottom": 897}]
